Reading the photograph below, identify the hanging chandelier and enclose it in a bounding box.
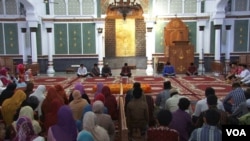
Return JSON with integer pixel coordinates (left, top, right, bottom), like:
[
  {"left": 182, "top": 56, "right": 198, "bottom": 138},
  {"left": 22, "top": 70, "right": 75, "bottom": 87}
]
[{"left": 108, "top": 0, "right": 142, "bottom": 21}]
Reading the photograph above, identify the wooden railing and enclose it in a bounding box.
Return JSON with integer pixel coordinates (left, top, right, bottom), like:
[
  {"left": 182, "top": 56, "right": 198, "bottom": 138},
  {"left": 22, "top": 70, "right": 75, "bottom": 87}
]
[{"left": 118, "top": 83, "right": 129, "bottom": 141}]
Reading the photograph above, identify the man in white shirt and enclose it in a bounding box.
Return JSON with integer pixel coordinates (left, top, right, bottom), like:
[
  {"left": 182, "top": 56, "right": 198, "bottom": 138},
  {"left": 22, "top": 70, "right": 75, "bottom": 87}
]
[
  {"left": 165, "top": 88, "right": 193, "bottom": 114},
  {"left": 192, "top": 87, "right": 224, "bottom": 123},
  {"left": 235, "top": 64, "right": 250, "bottom": 81},
  {"left": 77, "top": 64, "right": 89, "bottom": 77}
]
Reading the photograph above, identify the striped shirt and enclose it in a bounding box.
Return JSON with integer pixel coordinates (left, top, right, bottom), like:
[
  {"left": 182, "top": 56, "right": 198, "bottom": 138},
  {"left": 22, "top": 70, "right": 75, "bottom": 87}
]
[
  {"left": 223, "top": 87, "right": 246, "bottom": 112},
  {"left": 189, "top": 125, "right": 222, "bottom": 141}
]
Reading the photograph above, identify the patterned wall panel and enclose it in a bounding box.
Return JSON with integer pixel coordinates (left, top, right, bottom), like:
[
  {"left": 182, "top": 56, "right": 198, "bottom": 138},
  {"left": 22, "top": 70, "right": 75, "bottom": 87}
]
[
  {"left": 135, "top": 19, "right": 146, "bottom": 56},
  {"left": 185, "top": 22, "right": 197, "bottom": 52},
  {"left": 155, "top": 0, "right": 169, "bottom": 15},
  {"left": 234, "top": 20, "right": 249, "bottom": 52},
  {"left": 170, "top": 0, "right": 182, "bottom": 14},
  {"left": 54, "top": 0, "right": 66, "bottom": 15},
  {"left": 54, "top": 24, "right": 68, "bottom": 54},
  {"left": 0, "top": 23, "right": 3, "bottom": 54},
  {"left": 4, "top": 23, "right": 18, "bottom": 54},
  {"left": 210, "top": 22, "right": 215, "bottom": 54},
  {"left": 82, "top": 23, "right": 95, "bottom": 54},
  {"left": 37, "top": 25, "right": 42, "bottom": 55},
  {"left": 68, "top": 23, "right": 82, "bottom": 54},
  {"left": 0, "top": 1, "right": 3, "bottom": 14},
  {"left": 5, "top": 0, "right": 17, "bottom": 15},
  {"left": 155, "top": 22, "right": 167, "bottom": 53},
  {"left": 184, "top": 0, "right": 196, "bottom": 13},
  {"left": 82, "top": 0, "right": 94, "bottom": 15},
  {"left": 235, "top": 0, "right": 247, "bottom": 11},
  {"left": 68, "top": 0, "right": 80, "bottom": 15}
]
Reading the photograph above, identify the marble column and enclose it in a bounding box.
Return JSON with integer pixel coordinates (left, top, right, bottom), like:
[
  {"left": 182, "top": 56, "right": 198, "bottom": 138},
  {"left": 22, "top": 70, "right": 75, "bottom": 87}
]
[
  {"left": 46, "top": 28, "right": 55, "bottom": 75},
  {"left": 97, "top": 27, "right": 104, "bottom": 71},
  {"left": 225, "top": 25, "right": 231, "bottom": 74},
  {"left": 146, "top": 27, "right": 154, "bottom": 76},
  {"left": 30, "top": 27, "right": 38, "bottom": 64},
  {"left": 198, "top": 26, "right": 205, "bottom": 75},
  {"left": 21, "top": 28, "right": 27, "bottom": 65},
  {"left": 214, "top": 25, "right": 222, "bottom": 62}
]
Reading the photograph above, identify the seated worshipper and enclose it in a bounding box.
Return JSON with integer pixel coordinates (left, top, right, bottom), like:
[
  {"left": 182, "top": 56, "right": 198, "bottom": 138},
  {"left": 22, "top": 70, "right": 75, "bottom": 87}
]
[
  {"left": 77, "top": 64, "right": 90, "bottom": 77},
  {"left": 225, "top": 62, "right": 239, "bottom": 82},
  {"left": 41, "top": 87, "right": 64, "bottom": 133},
  {"left": 101, "top": 63, "right": 112, "bottom": 77},
  {"left": 54, "top": 84, "right": 69, "bottom": 104},
  {"left": 1, "top": 89, "right": 26, "bottom": 126},
  {"left": 169, "top": 98, "right": 193, "bottom": 141},
  {"left": 47, "top": 105, "right": 78, "bottom": 141},
  {"left": 15, "top": 64, "right": 27, "bottom": 88},
  {"left": 24, "top": 81, "right": 34, "bottom": 97},
  {"left": 94, "top": 82, "right": 104, "bottom": 98},
  {"left": 90, "top": 63, "right": 101, "bottom": 77},
  {"left": 147, "top": 110, "right": 179, "bottom": 141},
  {"left": 232, "top": 88, "right": 250, "bottom": 118},
  {"left": 24, "top": 68, "right": 34, "bottom": 82},
  {"left": 194, "top": 95, "right": 229, "bottom": 129},
  {"left": 238, "top": 99, "right": 250, "bottom": 125},
  {"left": 0, "top": 82, "right": 17, "bottom": 106},
  {"left": 223, "top": 82, "right": 246, "bottom": 114},
  {"left": 82, "top": 111, "right": 110, "bottom": 141},
  {"left": 101, "top": 86, "right": 118, "bottom": 120},
  {"left": 162, "top": 62, "right": 175, "bottom": 77},
  {"left": 29, "top": 85, "right": 47, "bottom": 120},
  {"left": 69, "top": 82, "right": 91, "bottom": 104},
  {"left": 186, "top": 62, "right": 198, "bottom": 76},
  {"left": 92, "top": 100, "right": 116, "bottom": 141},
  {"left": 77, "top": 130, "right": 94, "bottom": 141},
  {"left": 155, "top": 81, "right": 172, "bottom": 111},
  {"left": 69, "top": 90, "right": 89, "bottom": 121},
  {"left": 0, "top": 67, "right": 12, "bottom": 87},
  {"left": 126, "top": 85, "right": 149, "bottom": 140},
  {"left": 234, "top": 64, "right": 250, "bottom": 83},
  {"left": 78, "top": 94, "right": 108, "bottom": 131},
  {"left": 165, "top": 88, "right": 193, "bottom": 114},
  {"left": 120, "top": 63, "right": 132, "bottom": 77},
  {"left": 192, "top": 87, "right": 224, "bottom": 123},
  {"left": 10, "top": 106, "right": 42, "bottom": 140},
  {"left": 240, "top": 72, "right": 250, "bottom": 87},
  {"left": 13, "top": 116, "right": 45, "bottom": 141},
  {"left": 189, "top": 109, "right": 222, "bottom": 141}
]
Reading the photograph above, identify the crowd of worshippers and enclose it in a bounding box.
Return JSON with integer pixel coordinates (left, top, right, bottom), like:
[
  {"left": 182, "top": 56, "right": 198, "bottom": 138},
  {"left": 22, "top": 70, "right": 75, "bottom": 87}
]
[
  {"left": 1, "top": 64, "right": 250, "bottom": 141},
  {"left": 225, "top": 62, "right": 250, "bottom": 87}
]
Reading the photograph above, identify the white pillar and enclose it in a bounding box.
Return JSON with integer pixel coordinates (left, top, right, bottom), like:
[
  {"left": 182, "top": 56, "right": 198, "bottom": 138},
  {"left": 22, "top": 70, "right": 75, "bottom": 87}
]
[
  {"left": 225, "top": 25, "right": 231, "bottom": 73},
  {"left": 21, "top": 28, "right": 27, "bottom": 65},
  {"left": 214, "top": 25, "right": 222, "bottom": 62},
  {"left": 46, "top": 28, "right": 55, "bottom": 75},
  {"left": 146, "top": 26, "right": 154, "bottom": 76},
  {"left": 30, "top": 27, "right": 38, "bottom": 64},
  {"left": 198, "top": 26, "right": 205, "bottom": 75},
  {"left": 97, "top": 27, "right": 104, "bottom": 71}
]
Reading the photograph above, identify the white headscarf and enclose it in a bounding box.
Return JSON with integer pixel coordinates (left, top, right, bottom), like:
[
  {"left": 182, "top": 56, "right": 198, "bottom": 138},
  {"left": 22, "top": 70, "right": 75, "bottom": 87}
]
[
  {"left": 12, "top": 106, "right": 41, "bottom": 134},
  {"left": 82, "top": 111, "right": 110, "bottom": 141},
  {"left": 29, "top": 85, "right": 46, "bottom": 117}
]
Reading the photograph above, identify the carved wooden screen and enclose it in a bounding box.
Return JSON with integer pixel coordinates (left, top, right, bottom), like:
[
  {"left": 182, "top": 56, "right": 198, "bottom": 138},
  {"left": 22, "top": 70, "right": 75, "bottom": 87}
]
[{"left": 164, "top": 18, "right": 189, "bottom": 57}]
